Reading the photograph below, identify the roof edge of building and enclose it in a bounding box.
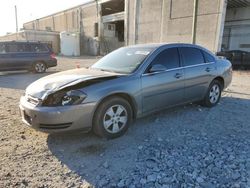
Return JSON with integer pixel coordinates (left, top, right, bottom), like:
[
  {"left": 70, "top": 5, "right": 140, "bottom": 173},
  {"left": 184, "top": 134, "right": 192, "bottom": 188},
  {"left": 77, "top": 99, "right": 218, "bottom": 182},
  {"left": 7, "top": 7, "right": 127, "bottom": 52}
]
[
  {"left": 0, "top": 29, "right": 60, "bottom": 38},
  {"left": 24, "top": 0, "right": 96, "bottom": 25}
]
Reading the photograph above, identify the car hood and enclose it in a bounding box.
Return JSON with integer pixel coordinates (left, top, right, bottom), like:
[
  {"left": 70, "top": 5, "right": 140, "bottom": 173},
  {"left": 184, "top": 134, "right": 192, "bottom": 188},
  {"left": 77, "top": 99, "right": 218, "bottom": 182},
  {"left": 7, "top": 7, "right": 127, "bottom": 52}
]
[{"left": 25, "top": 68, "right": 120, "bottom": 99}]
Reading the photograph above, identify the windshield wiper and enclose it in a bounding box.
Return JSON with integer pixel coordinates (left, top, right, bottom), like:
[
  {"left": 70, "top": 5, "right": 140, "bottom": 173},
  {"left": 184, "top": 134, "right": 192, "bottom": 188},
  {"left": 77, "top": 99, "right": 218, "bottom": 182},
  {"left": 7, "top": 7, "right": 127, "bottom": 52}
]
[{"left": 90, "top": 67, "right": 126, "bottom": 74}]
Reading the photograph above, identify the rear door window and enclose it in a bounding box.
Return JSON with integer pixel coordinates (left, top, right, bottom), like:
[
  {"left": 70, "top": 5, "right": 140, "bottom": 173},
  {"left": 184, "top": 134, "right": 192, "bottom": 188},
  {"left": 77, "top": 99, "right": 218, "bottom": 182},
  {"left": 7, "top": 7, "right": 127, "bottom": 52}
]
[
  {"left": 5, "top": 43, "right": 29, "bottom": 53},
  {"left": 6, "top": 44, "right": 19, "bottom": 53},
  {"left": 179, "top": 47, "right": 205, "bottom": 66},
  {"left": 17, "top": 43, "right": 29, "bottom": 52},
  {"left": 203, "top": 51, "right": 215, "bottom": 63},
  {"left": 150, "top": 47, "right": 180, "bottom": 70},
  {"left": 29, "top": 43, "right": 48, "bottom": 53}
]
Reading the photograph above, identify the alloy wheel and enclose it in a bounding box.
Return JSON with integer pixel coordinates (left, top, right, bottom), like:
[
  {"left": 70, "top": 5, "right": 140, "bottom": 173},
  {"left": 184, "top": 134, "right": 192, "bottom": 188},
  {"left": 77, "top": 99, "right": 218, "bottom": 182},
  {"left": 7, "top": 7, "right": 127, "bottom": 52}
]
[
  {"left": 103, "top": 104, "right": 128, "bottom": 134},
  {"left": 209, "top": 84, "right": 220, "bottom": 104},
  {"left": 35, "top": 62, "right": 46, "bottom": 73}
]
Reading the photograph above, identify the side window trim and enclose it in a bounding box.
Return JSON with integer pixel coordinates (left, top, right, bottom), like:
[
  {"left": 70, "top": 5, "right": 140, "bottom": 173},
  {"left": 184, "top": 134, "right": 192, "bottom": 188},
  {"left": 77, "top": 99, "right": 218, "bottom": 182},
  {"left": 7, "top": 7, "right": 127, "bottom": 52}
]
[
  {"left": 182, "top": 62, "right": 215, "bottom": 69},
  {"left": 200, "top": 49, "right": 206, "bottom": 64},
  {"left": 201, "top": 50, "right": 207, "bottom": 63},
  {"left": 176, "top": 47, "right": 182, "bottom": 67},
  {"left": 142, "top": 66, "right": 183, "bottom": 76},
  {"left": 202, "top": 50, "right": 216, "bottom": 63}
]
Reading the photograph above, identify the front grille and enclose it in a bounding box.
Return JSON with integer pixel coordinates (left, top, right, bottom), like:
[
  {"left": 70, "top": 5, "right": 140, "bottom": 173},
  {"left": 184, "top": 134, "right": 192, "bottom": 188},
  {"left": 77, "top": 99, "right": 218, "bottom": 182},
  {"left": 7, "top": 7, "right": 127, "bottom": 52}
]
[{"left": 39, "top": 122, "right": 72, "bottom": 130}]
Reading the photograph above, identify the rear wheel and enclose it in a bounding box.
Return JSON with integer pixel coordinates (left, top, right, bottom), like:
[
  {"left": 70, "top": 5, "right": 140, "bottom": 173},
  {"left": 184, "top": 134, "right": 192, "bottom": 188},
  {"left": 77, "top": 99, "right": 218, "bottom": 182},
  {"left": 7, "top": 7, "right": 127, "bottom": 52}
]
[
  {"left": 93, "top": 97, "right": 132, "bottom": 139},
  {"left": 32, "top": 62, "right": 47, "bottom": 73},
  {"left": 202, "top": 80, "right": 222, "bottom": 107}
]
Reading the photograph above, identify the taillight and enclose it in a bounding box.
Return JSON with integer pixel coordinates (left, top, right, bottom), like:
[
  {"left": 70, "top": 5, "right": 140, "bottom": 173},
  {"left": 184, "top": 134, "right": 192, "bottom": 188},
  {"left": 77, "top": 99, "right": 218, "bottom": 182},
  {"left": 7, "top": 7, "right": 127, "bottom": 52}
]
[{"left": 50, "top": 53, "right": 56, "bottom": 59}]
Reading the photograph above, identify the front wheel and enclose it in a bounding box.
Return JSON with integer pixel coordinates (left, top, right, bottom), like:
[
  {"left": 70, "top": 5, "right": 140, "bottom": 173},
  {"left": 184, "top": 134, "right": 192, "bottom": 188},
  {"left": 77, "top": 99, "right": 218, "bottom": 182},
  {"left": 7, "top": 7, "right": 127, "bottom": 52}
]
[
  {"left": 93, "top": 97, "right": 133, "bottom": 139},
  {"left": 202, "top": 80, "right": 222, "bottom": 107},
  {"left": 32, "top": 62, "right": 47, "bottom": 73}
]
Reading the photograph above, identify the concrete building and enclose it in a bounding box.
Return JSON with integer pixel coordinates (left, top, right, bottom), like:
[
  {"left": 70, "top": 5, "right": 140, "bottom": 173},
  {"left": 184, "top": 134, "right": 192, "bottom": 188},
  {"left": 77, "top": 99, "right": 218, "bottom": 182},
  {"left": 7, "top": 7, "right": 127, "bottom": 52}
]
[
  {"left": 1, "top": 0, "right": 250, "bottom": 55},
  {"left": 23, "top": 2, "right": 99, "bottom": 55}
]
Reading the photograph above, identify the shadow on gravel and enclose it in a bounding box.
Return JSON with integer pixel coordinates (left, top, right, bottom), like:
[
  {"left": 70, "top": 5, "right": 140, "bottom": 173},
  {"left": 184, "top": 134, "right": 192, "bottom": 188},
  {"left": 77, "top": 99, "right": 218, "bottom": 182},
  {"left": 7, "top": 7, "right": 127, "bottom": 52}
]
[
  {"left": 47, "top": 96, "right": 250, "bottom": 187},
  {"left": 0, "top": 71, "right": 58, "bottom": 90},
  {"left": 224, "top": 90, "right": 250, "bottom": 96}
]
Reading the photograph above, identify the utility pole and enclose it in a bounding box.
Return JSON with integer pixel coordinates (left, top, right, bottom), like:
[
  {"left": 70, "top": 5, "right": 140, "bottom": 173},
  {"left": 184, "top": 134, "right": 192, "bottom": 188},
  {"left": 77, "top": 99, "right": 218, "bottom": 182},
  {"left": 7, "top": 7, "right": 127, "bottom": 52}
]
[
  {"left": 15, "top": 5, "right": 18, "bottom": 33},
  {"left": 191, "top": 0, "right": 198, "bottom": 44}
]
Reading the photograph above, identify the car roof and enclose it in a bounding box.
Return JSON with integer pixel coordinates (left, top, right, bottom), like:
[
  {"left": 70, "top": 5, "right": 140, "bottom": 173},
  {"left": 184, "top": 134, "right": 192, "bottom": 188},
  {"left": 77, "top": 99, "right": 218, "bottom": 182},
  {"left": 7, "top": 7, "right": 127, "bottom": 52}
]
[
  {"left": 123, "top": 43, "right": 215, "bottom": 56},
  {"left": 125, "top": 43, "right": 208, "bottom": 50}
]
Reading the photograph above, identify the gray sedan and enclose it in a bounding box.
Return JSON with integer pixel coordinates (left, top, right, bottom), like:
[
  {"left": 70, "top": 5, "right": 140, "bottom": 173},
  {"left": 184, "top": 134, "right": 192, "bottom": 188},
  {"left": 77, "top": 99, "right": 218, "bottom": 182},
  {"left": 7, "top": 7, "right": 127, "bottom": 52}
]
[{"left": 20, "top": 43, "right": 232, "bottom": 138}]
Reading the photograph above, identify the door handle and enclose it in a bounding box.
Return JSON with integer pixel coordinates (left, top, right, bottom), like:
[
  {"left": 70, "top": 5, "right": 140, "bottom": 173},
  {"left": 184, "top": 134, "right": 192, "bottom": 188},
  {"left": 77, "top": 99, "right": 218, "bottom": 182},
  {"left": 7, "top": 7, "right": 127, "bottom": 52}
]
[
  {"left": 175, "top": 73, "right": 182, "bottom": 79},
  {"left": 205, "top": 67, "right": 211, "bottom": 72}
]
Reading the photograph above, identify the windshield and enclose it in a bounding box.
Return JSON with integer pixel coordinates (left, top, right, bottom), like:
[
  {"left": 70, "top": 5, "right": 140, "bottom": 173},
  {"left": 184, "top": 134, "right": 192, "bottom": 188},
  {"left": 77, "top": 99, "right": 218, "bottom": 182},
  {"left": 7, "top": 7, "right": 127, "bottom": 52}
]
[{"left": 91, "top": 47, "right": 155, "bottom": 74}]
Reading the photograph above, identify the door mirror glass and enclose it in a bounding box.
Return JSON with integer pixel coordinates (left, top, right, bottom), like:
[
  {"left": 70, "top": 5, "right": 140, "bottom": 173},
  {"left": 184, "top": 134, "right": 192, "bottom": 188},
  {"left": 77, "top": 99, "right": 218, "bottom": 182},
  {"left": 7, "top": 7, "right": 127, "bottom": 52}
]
[{"left": 149, "top": 64, "right": 166, "bottom": 73}]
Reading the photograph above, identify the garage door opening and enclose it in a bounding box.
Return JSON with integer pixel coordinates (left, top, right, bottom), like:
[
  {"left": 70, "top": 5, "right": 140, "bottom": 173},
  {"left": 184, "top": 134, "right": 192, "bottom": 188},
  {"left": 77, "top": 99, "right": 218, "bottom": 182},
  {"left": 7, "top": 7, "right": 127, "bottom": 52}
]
[
  {"left": 100, "top": 0, "right": 125, "bottom": 54},
  {"left": 101, "top": 0, "right": 124, "bottom": 16},
  {"left": 221, "top": 0, "right": 250, "bottom": 52}
]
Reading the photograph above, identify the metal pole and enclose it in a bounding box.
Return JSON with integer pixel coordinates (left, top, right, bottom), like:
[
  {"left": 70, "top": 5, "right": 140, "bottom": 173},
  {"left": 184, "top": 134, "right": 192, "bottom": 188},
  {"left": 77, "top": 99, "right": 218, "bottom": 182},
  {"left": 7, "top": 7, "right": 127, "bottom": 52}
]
[
  {"left": 15, "top": 5, "right": 18, "bottom": 33},
  {"left": 160, "top": 0, "right": 165, "bottom": 43},
  {"left": 191, "top": 0, "right": 198, "bottom": 44},
  {"left": 134, "top": 0, "right": 139, "bottom": 45},
  {"left": 125, "top": 0, "right": 129, "bottom": 46}
]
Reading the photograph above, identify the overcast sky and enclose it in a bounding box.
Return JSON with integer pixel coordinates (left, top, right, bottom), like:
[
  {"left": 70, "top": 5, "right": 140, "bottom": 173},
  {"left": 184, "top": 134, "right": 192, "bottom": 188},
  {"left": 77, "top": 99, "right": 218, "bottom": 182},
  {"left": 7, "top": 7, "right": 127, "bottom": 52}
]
[{"left": 0, "top": 0, "right": 92, "bottom": 36}]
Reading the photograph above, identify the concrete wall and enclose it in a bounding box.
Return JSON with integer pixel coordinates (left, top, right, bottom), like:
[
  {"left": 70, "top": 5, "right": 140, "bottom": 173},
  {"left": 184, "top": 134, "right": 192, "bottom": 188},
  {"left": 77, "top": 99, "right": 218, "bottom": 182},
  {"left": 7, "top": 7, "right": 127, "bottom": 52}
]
[
  {"left": 137, "top": 0, "right": 162, "bottom": 43},
  {"left": 0, "top": 32, "right": 25, "bottom": 41},
  {"left": 225, "top": 7, "right": 250, "bottom": 22},
  {"left": 25, "top": 31, "right": 60, "bottom": 53},
  {"left": 23, "top": 9, "right": 80, "bottom": 32},
  {"left": 81, "top": 4, "right": 99, "bottom": 55},
  {"left": 127, "top": 0, "right": 226, "bottom": 52}
]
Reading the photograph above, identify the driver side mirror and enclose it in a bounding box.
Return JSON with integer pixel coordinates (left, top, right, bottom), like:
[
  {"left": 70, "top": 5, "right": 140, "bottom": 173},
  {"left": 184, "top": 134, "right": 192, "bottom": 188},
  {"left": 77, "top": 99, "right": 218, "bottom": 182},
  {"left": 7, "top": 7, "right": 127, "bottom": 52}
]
[{"left": 149, "top": 64, "right": 166, "bottom": 73}]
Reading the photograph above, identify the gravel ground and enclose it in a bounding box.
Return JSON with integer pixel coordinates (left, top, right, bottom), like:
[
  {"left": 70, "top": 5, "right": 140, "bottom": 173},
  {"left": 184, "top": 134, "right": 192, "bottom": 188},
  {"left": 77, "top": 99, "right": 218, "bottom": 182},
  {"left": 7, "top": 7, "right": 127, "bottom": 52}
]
[{"left": 0, "top": 58, "right": 250, "bottom": 188}]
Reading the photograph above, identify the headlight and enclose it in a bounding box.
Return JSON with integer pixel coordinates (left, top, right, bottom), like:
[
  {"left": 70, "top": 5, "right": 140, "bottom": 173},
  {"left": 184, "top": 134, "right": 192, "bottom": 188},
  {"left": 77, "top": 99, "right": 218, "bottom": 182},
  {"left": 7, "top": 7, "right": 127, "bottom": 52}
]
[
  {"left": 42, "top": 90, "right": 87, "bottom": 106},
  {"left": 61, "top": 90, "right": 86, "bottom": 106}
]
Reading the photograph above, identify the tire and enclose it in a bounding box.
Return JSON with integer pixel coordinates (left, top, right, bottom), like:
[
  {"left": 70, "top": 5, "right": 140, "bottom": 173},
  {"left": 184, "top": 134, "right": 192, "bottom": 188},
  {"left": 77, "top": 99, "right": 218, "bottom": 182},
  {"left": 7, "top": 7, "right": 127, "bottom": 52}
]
[
  {"left": 93, "top": 97, "right": 133, "bottom": 139},
  {"left": 32, "top": 62, "right": 47, "bottom": 73},
  {"left": 202, "top": 80, "right": 222, "bottom": 107}
]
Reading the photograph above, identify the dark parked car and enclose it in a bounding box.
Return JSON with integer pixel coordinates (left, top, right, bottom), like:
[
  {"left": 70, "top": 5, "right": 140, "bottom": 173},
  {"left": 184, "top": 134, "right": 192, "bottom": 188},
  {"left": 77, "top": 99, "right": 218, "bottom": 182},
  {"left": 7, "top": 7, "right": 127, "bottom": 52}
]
[
  {"left": 216, "top": 50, "right": 250, "bottom": 69},
  {"left": 20, "top": 43, "right": 232, "bottom": 139},
  {"left": 0, "top": 41, "right": 57, "bottom": 73}
]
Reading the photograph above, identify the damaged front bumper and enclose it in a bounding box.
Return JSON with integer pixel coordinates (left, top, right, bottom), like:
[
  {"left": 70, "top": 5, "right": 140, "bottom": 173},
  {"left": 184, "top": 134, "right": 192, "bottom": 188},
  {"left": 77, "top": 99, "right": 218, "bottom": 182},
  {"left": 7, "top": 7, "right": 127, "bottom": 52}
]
[{"left": 19, "top": 96, "right": 96, "bottom": 133}]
